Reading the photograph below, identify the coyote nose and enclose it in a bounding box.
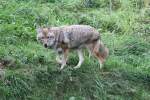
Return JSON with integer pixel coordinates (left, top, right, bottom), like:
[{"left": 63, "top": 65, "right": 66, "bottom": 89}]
[{"left": 44, "top": 44, "right": 48, "bottom": 48}]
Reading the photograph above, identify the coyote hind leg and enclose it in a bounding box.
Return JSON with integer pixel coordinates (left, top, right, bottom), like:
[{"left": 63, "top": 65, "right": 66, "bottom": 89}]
[
  {"left": 92, "top": 41, "right": 104, "bottom": 69},
  {"left": 93, "top": 50, "right": 104, "bottom": 69},
  {"left": 86, "top": 44, "right": 94, "bottom": 58},
  {"left": 74, "top": 49, "right": 84, "bottom": 69}
]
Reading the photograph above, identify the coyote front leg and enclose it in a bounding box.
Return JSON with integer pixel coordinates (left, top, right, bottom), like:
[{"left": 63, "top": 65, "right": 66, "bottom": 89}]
[
  {"left": 56, "top": 55, "right": 62, "bottom": 64},
  {"left": 60, "top": 49, "right": 69, "bottom": 70},
  {"left": 74, "top": 49, "right": 84, "bottom": 69}
]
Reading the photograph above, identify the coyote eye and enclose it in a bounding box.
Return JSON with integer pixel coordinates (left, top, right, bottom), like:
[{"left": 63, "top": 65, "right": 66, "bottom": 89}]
[
  {"left": 48, "top": 36, "right": 54, "bottom": 39},
  {"left": 37, "top": 36, "right": 44, "bottom": 40},
  {"left": 40, "top": 37, "right": 44, "bottom": 39}
]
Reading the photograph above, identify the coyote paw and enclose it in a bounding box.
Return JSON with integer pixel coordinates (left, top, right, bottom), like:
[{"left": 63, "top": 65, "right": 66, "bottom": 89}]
[
  {"left": 59, "top": 64, "right": 66, "bottom": 70},
  {"left": 74, "top": 66, "right": 80, "bottom": 69},
  {"left": 99, "top": 63, "right": 103, "bottom": 69},
  {"left": 56, "top": 60, "right": 62, "bottom": 64}
]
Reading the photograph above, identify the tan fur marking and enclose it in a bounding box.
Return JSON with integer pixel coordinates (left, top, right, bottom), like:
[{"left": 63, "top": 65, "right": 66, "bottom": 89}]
[
  {"left": 94, "top": 50, "right": 104, "bottom": 63},
  {"left": 42, "top": 28, "right": 49, "bottom": 37}
]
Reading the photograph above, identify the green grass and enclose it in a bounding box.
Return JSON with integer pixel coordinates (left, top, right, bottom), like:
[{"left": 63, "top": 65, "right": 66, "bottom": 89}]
[{"left": 0, "top": 0, "right": 150, "bottom": 100}]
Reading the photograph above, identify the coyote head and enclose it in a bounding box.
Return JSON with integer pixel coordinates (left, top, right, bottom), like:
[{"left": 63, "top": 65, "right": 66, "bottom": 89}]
[{"left": 36, "top": 27, "right": 55, "bottom": 48}]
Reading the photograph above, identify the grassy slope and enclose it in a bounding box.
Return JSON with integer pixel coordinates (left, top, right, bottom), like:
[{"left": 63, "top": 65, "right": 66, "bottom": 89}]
[{"left": 0, "top": 0, "right": 150, "bottom": 100}]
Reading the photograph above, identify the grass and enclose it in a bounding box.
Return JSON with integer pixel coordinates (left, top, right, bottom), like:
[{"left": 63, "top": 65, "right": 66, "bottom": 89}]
[{"left": 0, "top": 0, "right": 150, "bottom": 100}]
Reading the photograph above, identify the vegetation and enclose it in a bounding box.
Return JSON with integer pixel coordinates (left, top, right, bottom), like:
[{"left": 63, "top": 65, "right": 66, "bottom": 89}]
[{"left": 0, "top": 0, "right": 150, "bottom": 100}]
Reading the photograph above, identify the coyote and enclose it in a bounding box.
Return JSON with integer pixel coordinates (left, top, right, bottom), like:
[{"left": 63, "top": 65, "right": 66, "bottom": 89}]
[{"left": 36, "top": 25, "right": 109, "bottom": 70}]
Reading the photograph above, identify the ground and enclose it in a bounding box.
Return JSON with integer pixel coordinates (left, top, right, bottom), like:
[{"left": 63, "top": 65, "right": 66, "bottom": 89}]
[{"left": 0, "top": 0, "right": 150, "bottom": 100}]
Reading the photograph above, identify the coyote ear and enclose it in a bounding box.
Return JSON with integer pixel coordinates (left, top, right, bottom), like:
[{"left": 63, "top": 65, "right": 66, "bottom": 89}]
[
  {"left": 47, "top": 27, "right": 51, "bottom": 31},
  {"left": 36, "top": 27, "right": 42, "bottom": 34}
]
